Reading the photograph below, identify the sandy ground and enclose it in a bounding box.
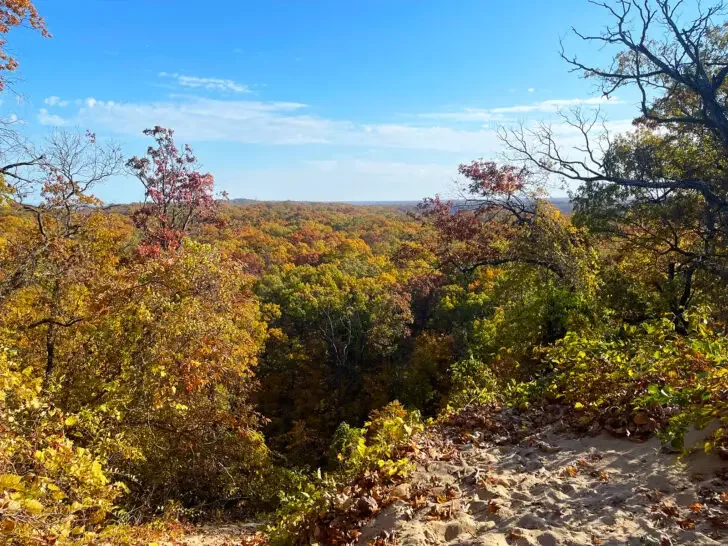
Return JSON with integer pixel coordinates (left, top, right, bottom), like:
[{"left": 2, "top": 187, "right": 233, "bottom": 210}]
[
  {"left": 167, "top": 408, "right": 728, "bottom": 546},
  {"left": 355, "top": 427, "right": 728, "bottom": 546}
]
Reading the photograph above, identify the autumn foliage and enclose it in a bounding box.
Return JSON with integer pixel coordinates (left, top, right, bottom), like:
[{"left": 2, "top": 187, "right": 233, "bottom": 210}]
[
  {"left": 458, "top": 160, "right": 527, "bottom": 195},
  {"left": 127, "top": 126, "right": 218, "bottom": 255},
  {"left": 3, "top": 1, "right": 728, "bottom": 544},
  {"left": 0, "top": 0, "right": 48, "bottom": 88}
]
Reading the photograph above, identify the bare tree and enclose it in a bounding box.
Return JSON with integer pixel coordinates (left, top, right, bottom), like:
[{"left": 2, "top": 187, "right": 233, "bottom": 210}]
[
  {"left": 1, "top": 130, "right": 123, "bottom": 298},
  {"left": 501, "top": 0, "right": 728, "bottom": 332},
  {"left": 503, "top": 0, "right": 728, "bottom": 202},
  {"left": 563, "top": 0, "right": 728, "bottom": 153}
]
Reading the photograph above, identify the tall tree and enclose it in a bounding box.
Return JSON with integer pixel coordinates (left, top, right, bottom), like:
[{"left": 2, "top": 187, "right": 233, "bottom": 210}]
[
  {"left": 419, "top": 160, "right": 593, "bottom": 288},
  {"left": 502, "top": 0, "right": 728, "bottom": 332},
  {"left": 127, "top": 126, "right": 218, "bottom": 255},
  {"left": 0, "top": 130, "right": 123, "bottom": 386}
]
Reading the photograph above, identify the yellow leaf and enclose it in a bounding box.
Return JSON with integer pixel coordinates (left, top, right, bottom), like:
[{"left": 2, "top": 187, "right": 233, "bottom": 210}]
[
  {"left": 22, "top": 499, "right": 44, "bottom": 514},
  {"left": 90, "top": 509, "right": 106, "bottom": 524},
  {"left": 51, "top": 490, "right": 66, "bottom": 501},
  {"left": 0, "top": 474, "right": 22, "bottom": 490}
]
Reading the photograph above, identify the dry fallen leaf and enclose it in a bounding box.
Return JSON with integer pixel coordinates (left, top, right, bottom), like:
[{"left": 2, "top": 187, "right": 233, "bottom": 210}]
[
  {"left": 660, "top": 502, "right": 680, "bottom": 518},
  {"left": 410, "top": 494, "right": 427, "bottom": 509},
  {"left": 445, "top": 484, "right": 458, "bottom": 499}
]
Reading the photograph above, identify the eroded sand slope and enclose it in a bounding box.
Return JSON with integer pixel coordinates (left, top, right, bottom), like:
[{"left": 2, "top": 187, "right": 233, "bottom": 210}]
[{"left": 356, "top": 426, "right": 728, "bottom": 546}]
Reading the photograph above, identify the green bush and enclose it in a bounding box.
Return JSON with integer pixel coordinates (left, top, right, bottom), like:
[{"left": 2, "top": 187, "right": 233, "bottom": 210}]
[
  {"left": 268, "top": 401, "right": 423, "bottom": 546},
  {"left": 447, "top": 355, "right": 499, "bottom": 410},
  {"left": 532, "top": 311, "right": 728, "bottom": 451}
]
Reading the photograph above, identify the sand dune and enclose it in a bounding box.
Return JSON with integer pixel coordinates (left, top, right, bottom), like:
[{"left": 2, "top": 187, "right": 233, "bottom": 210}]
[{"left": 356, "top": 423, "right": 728, "bottom": 546}]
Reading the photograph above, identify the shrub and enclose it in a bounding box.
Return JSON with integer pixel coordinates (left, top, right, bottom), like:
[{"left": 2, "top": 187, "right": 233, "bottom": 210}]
[
  {"left": 534, "top": 310, "right": 728, "bottom": 450},
  {"left": 0, "top": 345, "right": 123, "bottom": 545},
  {"left": 268, "top": 401, "right": 423, "bottom": 545},
  {"left": 447, "top": 355, "right": 499, "bottom": 410},
  {"left": 1, "top": 238, "right": 276, "bottom": 522}
]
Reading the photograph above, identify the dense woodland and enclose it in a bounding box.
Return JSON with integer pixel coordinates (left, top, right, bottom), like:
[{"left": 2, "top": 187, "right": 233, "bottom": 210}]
[{"left": 2, "top": 0, "right": 728, "bottom": 544}]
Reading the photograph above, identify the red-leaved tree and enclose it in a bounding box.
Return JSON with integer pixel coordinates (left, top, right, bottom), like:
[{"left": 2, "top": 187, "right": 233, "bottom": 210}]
[
  {"left": 0, "top": 1, "right": 49, "bottom": 90},
  {"left": 127, "top": 126, "right": 220, "bottom": 255},
  {"left": 419, "top": 160, "right": 589, "bottom": 285}
]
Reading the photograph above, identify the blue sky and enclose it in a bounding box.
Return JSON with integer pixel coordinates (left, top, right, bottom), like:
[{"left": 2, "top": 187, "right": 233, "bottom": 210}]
[{"left": 6, "top": 0, "right": 640, "bottom": 203}]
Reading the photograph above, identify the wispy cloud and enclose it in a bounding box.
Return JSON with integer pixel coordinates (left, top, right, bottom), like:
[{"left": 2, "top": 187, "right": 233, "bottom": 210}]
[
  {"left": 37, "top": 108, "right": 67, "bottom": 125},
  {"left": 33, "top": 91, "right": 637, "bottom": 201},
  {"left": 158, "top": 72, "right": 251, "bottom": 93},
  {"left": 491, "top": 96, "right": 622, "bottom": 114},
  {"left": 419, "top": 96, "right": 624, "bottom": 121},
  {"left": 35, "top": 92, "right": 631, "bottom": 156},
  {"left": 35, "top": 96, "right": 502, "bottom": 153},
  {"left": 417, "top": 108, "right": 497, "bottom": 122}
]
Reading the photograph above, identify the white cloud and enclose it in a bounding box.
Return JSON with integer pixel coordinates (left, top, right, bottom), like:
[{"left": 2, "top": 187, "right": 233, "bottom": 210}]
[
  {"left": 420, "top": 96, "right": 623, "bottom": 121},
  {"left": 492, "top": 96, "right": 622, "bottom": 114},
  {"left": 528, "top": 88, "right": 535, "bottom": 93},
  {"left": 44, "top": 96, "right": 69, "bottom": 107},
  {"left": 31, "top": 89, "right": 639, "bottom": 201},
  {"left": 417, "top": 108, "right": 497, "bottom": 122},
  {"left": 357, "top": 123, "right": 500, "bottom": 153},
  {"left": 37, "top": 108, "right": 68, "bottom": 126},
  {"left": 35, "top": 96, "right": 346, "bottom": 144},
  {"left": 34, "top": 92, "right": 631, "bottom": 157},
  {"left": 159, "top": 72, "right": 250, "bottom": 93},
  {"left": 35, "top": 96, "right": 502, "bottom": 153}
]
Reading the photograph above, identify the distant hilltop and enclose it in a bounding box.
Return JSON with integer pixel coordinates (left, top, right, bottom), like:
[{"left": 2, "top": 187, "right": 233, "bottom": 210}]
[
  {"left": 104, "top": 197, "right": 572, "bottom": 214},
  {"left": 227, "top": 197, "right": 574, "bottom": 213}
]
